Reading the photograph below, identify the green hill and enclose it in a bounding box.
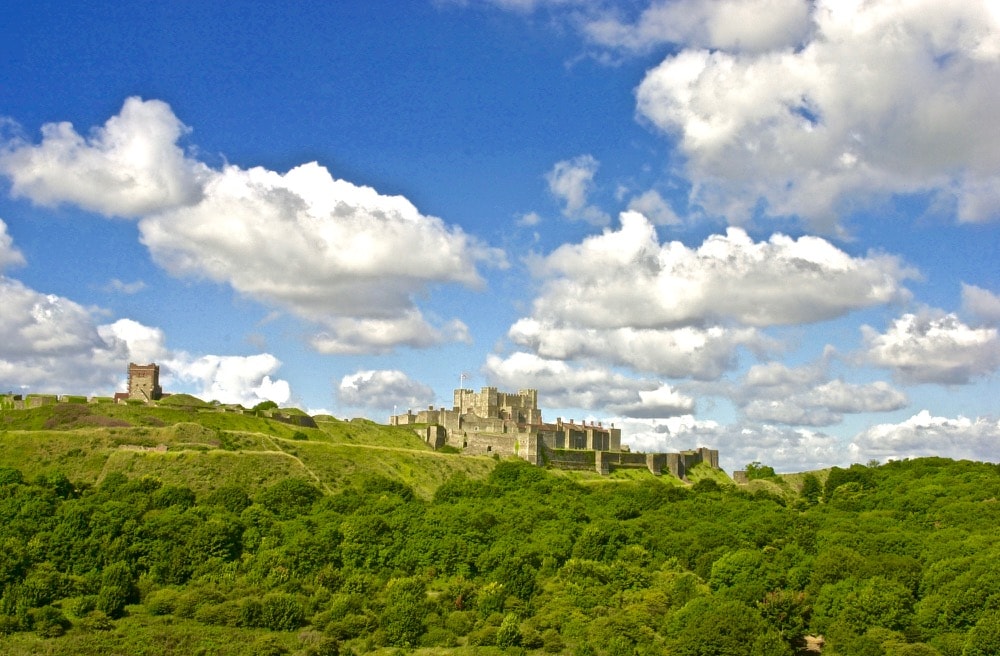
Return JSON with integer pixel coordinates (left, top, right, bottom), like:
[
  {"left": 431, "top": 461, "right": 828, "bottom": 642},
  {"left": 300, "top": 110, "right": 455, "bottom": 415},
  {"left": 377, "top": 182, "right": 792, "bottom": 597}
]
[
  {"left": 0, "top": 399, "right": 496, "bottom": 499},
  {"left": 3, "top": 398, "right": 999, "bottom": 656}
]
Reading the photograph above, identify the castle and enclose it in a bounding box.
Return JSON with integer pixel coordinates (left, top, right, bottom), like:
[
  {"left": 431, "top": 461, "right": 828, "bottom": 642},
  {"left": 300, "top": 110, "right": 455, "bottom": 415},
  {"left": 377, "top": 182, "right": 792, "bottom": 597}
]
[
  {"left": 390, "top": 386, "right": 718, "bottom": 479},
  {"left": 126, "top": 362, "right": 162, "bottom": 401}
]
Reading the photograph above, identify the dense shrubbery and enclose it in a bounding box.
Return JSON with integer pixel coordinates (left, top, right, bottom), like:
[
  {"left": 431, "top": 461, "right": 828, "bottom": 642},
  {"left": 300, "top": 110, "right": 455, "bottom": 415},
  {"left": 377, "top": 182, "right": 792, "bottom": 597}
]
[{"left": 0, "top": 457, "right": 998, "bottom": 654}]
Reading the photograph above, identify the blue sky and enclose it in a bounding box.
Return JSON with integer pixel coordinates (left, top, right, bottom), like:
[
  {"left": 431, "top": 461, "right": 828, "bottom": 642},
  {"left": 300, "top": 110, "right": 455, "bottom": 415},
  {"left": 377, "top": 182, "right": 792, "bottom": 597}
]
[{"left": 1, "top": 0, "right": 998, "bottom": 472}]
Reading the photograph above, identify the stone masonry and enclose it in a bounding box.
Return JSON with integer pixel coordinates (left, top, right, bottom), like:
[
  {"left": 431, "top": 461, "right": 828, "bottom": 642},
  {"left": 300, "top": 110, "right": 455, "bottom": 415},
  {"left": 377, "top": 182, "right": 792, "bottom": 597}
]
[{"left": 390, "top": 386, "right": 719, "bottom": 479}]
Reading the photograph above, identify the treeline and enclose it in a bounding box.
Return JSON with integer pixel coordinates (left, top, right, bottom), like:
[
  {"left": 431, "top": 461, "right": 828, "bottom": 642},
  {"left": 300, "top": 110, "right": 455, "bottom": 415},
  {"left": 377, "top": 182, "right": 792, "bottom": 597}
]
[{"left": 1, "top": 458, "right": 999, "bottom": 655}]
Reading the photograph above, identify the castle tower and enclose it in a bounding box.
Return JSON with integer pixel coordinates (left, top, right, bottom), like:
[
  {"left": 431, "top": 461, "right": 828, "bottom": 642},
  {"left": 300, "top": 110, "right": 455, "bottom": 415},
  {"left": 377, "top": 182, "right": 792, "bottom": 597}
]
[{"left": 128, "top": 362, "right": 162, "bottom": 401}]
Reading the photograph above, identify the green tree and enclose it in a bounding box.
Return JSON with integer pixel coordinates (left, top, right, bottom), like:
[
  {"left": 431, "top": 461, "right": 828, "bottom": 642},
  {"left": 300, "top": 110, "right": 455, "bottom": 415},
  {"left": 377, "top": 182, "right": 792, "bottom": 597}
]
[
  {"left": 800, "top": 474, "right": 822, "bottom": 504},
  {"left": 379, "top": 577, "right": 427, "bottom": 647},
  {"left": 256, "top": 478, "right": 322, "bottom": 519},
  {"left": 496, "top": 612, "right": 522, "bottom": 648},
  {"left": 745, "top": 462, "right": 776, "bottom": 480},
  {"left": 964, "top": 611, "right": 1000, "bottom": 656}
]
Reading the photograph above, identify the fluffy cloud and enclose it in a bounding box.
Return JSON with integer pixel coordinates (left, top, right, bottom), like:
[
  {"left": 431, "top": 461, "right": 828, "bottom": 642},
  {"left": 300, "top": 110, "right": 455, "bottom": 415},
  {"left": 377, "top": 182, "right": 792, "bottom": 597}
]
[
  {"left": 546, "top": 155, "right": 610, "bottom": 225},
  {"left": 0, "top": 97, "right": 206, "bottom": 217},
  {"left": 864, "top": 312, "right": 1000, "bottom": 384},
  {"left": 509, "top": 318, "right": 766, "bottom": 379},
  {"left": 169, "top": 353, "right": 290, "bottom": 407},
  {"left": 527, "top": 212, "right": 913, "bottom": 330},
  {"left": 962, "top": 284, "right": 1000, "bottom": 326},
  {"left": 622, "top": 415, "right": 846, "bottom": 473},
  {"left": 0, "top": 271, "right": 292, "bottom": 405},
  {"left": 736, "top": 360, "right": 908, "bottom": 426},
  {"left": 508, "top": 211, "right": 911, "bottom": 379},
  {"left": 626, "top": 189, "right": 681, "bottom": 226},
  {"left": 633, "top": 0, "right": 1000, "bottom": 229},
  {"left": 0, "top": 219, "right": 25, "bottom": 271},
  {"left": 743, "top": 380, "right": 908, "bottom": 426},
  {"left": 1, "top": 98, "right": 504, "bottom": 354},
  {"left": 584, "top": 0, "right": 813, "bottom": 54},
  {"left": 103, "top": 278, "right": 146, "bottom": 295},
  {"left": 338, "top": 370, "right": 436, "bottom": 414},
  {"left": 484, "top": 351, "right": 694, "bottom": 417},
  {"left": 850, "top": 410, "right": 1000, "bottom": 464}
]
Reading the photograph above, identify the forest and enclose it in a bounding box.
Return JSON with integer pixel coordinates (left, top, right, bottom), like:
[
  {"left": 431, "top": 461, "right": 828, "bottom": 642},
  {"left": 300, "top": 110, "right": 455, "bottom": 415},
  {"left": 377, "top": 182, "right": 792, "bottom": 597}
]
[{"left": 1, "top": 400, "right": 999, "bottom": 655}]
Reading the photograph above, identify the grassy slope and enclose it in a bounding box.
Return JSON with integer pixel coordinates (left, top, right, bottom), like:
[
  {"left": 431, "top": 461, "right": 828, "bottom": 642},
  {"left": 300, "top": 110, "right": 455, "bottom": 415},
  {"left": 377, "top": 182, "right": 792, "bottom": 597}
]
[
  {"left": 0, "top": 401, "right": 495, "bottom": 498},
  {"left": 0, "top": 399, "right": 731, "bottom": 499}
]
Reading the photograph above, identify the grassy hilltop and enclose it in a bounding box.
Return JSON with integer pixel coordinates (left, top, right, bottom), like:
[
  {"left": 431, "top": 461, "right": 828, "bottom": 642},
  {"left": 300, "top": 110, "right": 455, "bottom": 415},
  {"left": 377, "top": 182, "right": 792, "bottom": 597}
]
[
  {"left": 2, "top": 397, "right": 999, "bottom": 656},
  {"left": 0, "top": 396, "right": 497, "bottom": 499}
]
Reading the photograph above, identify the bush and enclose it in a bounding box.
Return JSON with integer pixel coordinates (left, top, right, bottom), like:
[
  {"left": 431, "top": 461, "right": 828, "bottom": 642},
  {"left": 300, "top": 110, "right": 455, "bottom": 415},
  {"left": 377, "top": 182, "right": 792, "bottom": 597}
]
[
  {"left": 145, "top": 588, "right": 181, "bottom": 615},
  {"left": 31, "top": 605, "right": 70, "bottom": 638},
  {"left": 260, "top": 593, "right": 306, "bottom": 631},
  {"left": 79, "top": 610, "right": 114, "bottom": 632}
]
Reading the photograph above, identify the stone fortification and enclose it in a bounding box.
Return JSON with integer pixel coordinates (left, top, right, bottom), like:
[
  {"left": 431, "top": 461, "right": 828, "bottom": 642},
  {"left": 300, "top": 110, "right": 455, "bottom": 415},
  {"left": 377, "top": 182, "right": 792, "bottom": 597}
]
[
  {"left": 390, "top": 386, "right": 719, "bottom": 479},
  {"left": 128, "top": 363, "right": 162, "bottom": 401}
]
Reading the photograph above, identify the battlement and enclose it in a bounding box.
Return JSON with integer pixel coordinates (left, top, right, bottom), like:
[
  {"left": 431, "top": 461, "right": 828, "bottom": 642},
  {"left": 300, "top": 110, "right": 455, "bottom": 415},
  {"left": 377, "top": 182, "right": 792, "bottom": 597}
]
[
  {"left": 391, "top": 386, "right": 719, "bottom": 479},
  {"left": 128, "top": 362, "right": 162, "bottom": 401}
]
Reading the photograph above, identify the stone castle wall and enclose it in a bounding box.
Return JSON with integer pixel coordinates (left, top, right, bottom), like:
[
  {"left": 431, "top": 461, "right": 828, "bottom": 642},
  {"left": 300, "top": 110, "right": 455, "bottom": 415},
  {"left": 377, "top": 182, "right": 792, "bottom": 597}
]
[{"left": 389, "top": 386, "right": 719, "bottom": 479}]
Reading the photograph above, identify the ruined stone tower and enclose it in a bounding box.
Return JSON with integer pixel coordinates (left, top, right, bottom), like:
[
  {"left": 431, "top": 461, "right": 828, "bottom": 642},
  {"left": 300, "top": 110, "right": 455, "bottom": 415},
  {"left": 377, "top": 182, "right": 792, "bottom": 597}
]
[{"left": 127, "top": 362, "right": 162, "bottom": 401}]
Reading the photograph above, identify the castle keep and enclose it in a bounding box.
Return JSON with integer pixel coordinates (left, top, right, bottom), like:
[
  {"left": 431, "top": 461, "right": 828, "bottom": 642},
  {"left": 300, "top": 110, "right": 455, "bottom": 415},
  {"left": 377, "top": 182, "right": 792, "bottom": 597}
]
[
  {"left": 391, "top": 386, "right": 718, "bottom": 478},
  {"left": 127, "top": 362, "right": 162, "bottom": 401}
]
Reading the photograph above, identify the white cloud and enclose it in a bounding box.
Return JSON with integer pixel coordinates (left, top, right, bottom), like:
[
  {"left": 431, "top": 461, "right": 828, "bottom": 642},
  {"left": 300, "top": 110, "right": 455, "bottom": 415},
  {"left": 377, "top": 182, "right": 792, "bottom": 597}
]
[
  {"left": 524, "top": 211, "right": 913, "bottom": 329},
  {"left": 584, "top": 0, "right": 813, "bottom": 54},
  {"left": 0, "top": 261, "right": 292, "bottom": 404},
  {"left": 633, "top": 0, "right": 1000, "bottom": 229},
  {"left": 546, "top": 154, "right": 611, "bottom": 225},
  {"left": 309, "top": 315, "right": 471, "bottom": 355},
  {"left": 622, "top": 415, "right": 846, "bottom": 473},
  {"left": 962, "top": 284, "right": 1000, "bottom": 326},
  {"left": 0, "top": 97, "right": 206, "bottom": 217},
  {"left": 509, "top": 318, "right": 767, "bottom": 379},
  {"left": 743, "top": 380, "right": 908, "bottom": 426},
  {"left": 850, "top": 410, "right": 1000, "bottom": 464},
  {"left": 627, "top": 189, "right": 681, "bottom": 225},
  {"left": 864, "top": 312, "right": 1000, "bottom": 384},
  {"left": 0, "top": 277, "right": 106, "bottom": 360},
  {"left": 97, "top": 318, "right": 169, "bottom": 364},
  {"left": 0, "top": 219, "right": 26, "bottom": 272},
  {"left": 0, "top": 98, "right": 504, "bottom": 355},
  {"left": 103, "top": 278, "right": 147, "bottom": 295},
  {"left": 484, "top": 351, "right": 694, "bottom": 417},
  {"left": 517, "top": 211, "right": 542, "bottom": 227},
  {"left": 168, "top": 353, "right": 291, "bottom": 407},
  {"left": 338, "top": 369, "right": 436, "bottom": 413},
  {"left": 139, "top": 161, "right": 501, "bottom": 353},
  {"left": 735, "top": 359, "right": 908, "bottom": 426}
]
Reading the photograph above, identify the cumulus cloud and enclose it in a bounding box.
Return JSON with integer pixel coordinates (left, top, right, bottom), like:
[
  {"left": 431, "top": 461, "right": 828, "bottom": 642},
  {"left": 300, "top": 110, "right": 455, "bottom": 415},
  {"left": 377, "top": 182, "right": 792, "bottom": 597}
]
[
  {"left": 103, "top": 278, "right": 146, "bottom": 295},
  {"left": 484, "top": 351, "right": 694, "bottom": 417},
  {"left": 507, "top": 211, "right": 911, "bottom": 379},
  {"left": 633, "top": 0, "right": 1000, "bottom": 230},
  {"left": 584, "top": 0, "right": 813, "bottom": 54},
  {"left": 863, "top": 312, "right": 1000, "bottom": 384},
  {"left": 0, "top": 219, "right": 26, "bottom": 271},
  {"left": 626, "top": 189, "right": 681, "bottom": 226},
  {"left": 509, "top": 318, "right": 766, "bottom": 380},
  {"left": 850, "top": 410, "right": 1000, "bottom": 464},
  {"left": 0, "top": 97, "right": 206, "bottom": 217},
  {"left": 962, "top": 284, "right": 1000, "bottom": 326},
  {"left": 546, "top": 155, "right": 610, "bottom": 225},
  {"left": 0, "top": 98, "right": 504, "bottom": 355},
  {"left": 338, "top": 370, "right": 436, "bottom": 414},
  {"left": 735, "top": 359, "right": 908, "bottom": 426},
  {"left": 0, "top": 269, "right": 292, "bottom": 405},
  {"left": 526, "top": 212, "right": 913, "bottom": 330},
  {"left": 168, "top": 353, "right": 291, "bottom": 407},
  {"left": 743, "top": 380, "right": 908, "bottom": 426},
  {"left": 622, "top": 415, "right": 846, "bottom": 473}
]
